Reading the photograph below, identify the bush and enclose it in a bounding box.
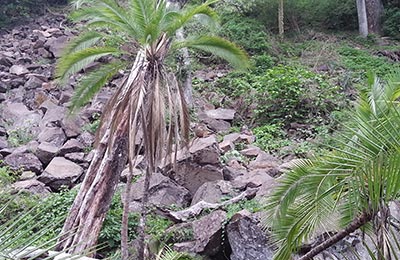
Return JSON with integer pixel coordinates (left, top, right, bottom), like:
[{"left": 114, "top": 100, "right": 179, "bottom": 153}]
[
  {"left": 383, "top": 7, "right": 400, "bottom": 39},
  {"left": 339, "top": 46, "right": 400, "bottom": 78},
  {"left": 0, "top": 0, "right": 67, "bottom": 27},
  {"left": 214, "top": 65, "right": 343, "bottom": 126}
]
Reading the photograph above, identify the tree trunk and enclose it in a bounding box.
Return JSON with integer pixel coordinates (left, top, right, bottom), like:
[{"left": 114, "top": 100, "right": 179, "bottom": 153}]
[
  {"left": 299, "top": 211, "right": 374, "bottom": 260},
  {"left": 56, "top": 109, "right": 129, "bottom": 255},
  {"left": 278, "top": 0, "right": 284, "bottom": 39},
  {"left": 365, "top": 0, "right": 383, "bottom": 35},
  {"left": 356, "top": 0, "right": 369, "bottom": 37}
]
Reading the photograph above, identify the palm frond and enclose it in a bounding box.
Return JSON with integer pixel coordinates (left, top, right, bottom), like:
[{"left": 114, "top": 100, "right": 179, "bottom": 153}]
[
  {"left": 156, "top": 245, "right": 183, "bottom": 260},
  {"left": 56, "top": 47, "right": 121, "bottom": 84},
  {"left": 173, "top": 35, "right": 249, "bottom": 70},
  {"left": 61, "top": 31, "right": 103, "bottom": 57},
  {"left": 69, "top": 61, "right": 126, "bottom": 113},
  {"left": 165, "top": 0, "right": 219, "bottom": 36}
]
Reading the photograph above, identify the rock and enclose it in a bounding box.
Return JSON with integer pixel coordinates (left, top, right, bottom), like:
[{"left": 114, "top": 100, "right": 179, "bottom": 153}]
[
  {"left": 219, "top": 140, "right": 234, "bottom": 153},
  {"left": 77, "top": 132, "right": 94, "bottom": 147},
  {"left": 19, "top": 171, "right": 36, "bottom": 181},
  {"left": 59, "top": 139, "right": 84, "bottom": 155},
  {"left": 40, "top": 103, "right": 66, "bottom": 127},
  {"left": 1, "top": 102, "right": 42, "bottom": 135},
  {"left": 248, "top": 152, "right": 281, "bottom": 171},
  {"left": 202, "top": 118, "right": 231, "bottom": 133},
  {"left": 128, "top": 171, "right": 191, "bottom": 211},
  {"left": 45, "top": 36, "right": 69, "bottom": 58},
  {"left": 24, "top": 75, "right": 44, "bottom": 90},
  {"left": 223, "top": 165, "right": 246, "bottom": 181},
  {"left": 233, "top": 169, "right": 277, "bottom": 197},
  {"left": 205, "top": 108, "right": 235, "bottom": 121},
  {"left": 0, "top": 55, "right": 13, "bottom": 67},
  {"left": 64, "top": 152, "right": 86, "bottom": 164},
  {"left": 227, "top": 214, "right": 274, "bottom": 260},
  {"left": 35, "top": 142, "right": 59, "bottom": 165},
  {"left": 0, "top": 81, "right": 8, "bottom": 93},
  {"left": 189, "top": 135, "right": 218, "bottom": 154},
  {"left": 191, "top": 210, "right": 227, "bottom": 255},
  {"left": 240, "top": 145, "right": 262, "bottom": 157},
  {"left": 12, "top": 179, "right": 51, "bottom": 196},
  {"left": 0, "top": 137, "right": 8, "bottom": 150},
  {"left": 9, "top": 65, "right": 29, "bottom": 75},
  {"left": 38, "top": 157, "right": 83, "bottom": 190},
  {"left": 191, "top": 180, "right": 235, "bottom": 205},
  {"left": 4, "top": 152, "right": 43, "bottom": 174},
  {"left": 0, "top": 126, "right": 6, "bottom": 136},
  {"left": 61, "top": 116, "right": 83, "bottom": 138},
  {"left": 171, "top": 163, "right": 224, "bottom": 196},
  {"left": 0, "top": 93, "right": 5, "bottom": 102},
  {"left": 38, "top": 127, "right": 67, "bottom": 147},
  {"left": 223, "top": 133, "right": 241, "bottom": 143}
]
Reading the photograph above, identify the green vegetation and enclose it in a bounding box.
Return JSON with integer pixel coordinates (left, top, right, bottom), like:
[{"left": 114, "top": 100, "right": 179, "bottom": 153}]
[
  {"left": 7, "top": 127, "right": 35, "bottom": 147},
  {"left": 264, "top": 72, "right": 400, "bottom": 259},
  {"left": 0, "top": 0, "right": 67, "bottom": 27}
]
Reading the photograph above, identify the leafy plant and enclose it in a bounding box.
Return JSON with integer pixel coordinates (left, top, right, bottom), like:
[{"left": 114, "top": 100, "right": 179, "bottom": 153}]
[
  {"left": 264, "top": 72, "right": 400, "bottom": 259},
  {"left": 339, "top": 46, "right": 400, "bottom": 79},
  {"left": 253, "top": 124, "right": 291, "bottom": 153},
  {"left": 7, "top": 127, "right": 35, "bottom": 147}
]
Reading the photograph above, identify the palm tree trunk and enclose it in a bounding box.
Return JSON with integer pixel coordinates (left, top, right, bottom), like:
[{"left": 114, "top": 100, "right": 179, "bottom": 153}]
[
  {"left": 278, "top": 0, "right": 284, "bottom": 39},
  {"left": 356, "top": 0, "right": 368, "bottom": 37},
  {"left": 56, "top": 109, "right": 129, "bottom": 254},
  {"left": 137, "top": 167, "right": 152, "bottom": 260},
  {"left": 299, "top": 211, "right": 375, "bottom": 260}
]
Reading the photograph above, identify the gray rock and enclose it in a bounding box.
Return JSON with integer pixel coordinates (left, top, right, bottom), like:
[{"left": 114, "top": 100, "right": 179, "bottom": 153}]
[
  {"left": 38, "top": 127, "right": 66, "bottom": 147},
  {"left": 248, "top": 152, "right": 281, "bottom": 171},
  {"left": 0, "top": 55, "right": 13, "bottom": 67},
  {"left": 40, "top": 104, "right": 66, "bottom": 128},
  {"left": 233, "top": 169, "right": 277, "bottom": 198},
  {"left": 191, "top": 180, "right": 234, "bottom": 205},
  {"left": 64, "top": 152, "right": 86, "bottom": 164},
  {"left": 45, "top": 36, "right": 69, "bottom": 58},
  {"left": 240, "top": 145, "right": 262, "bottom": 157},
  {"left": 77, "top": 132, "right": 94, "bottom": 147},
  {"left": 61, "top": 116, "right": 83, "bottom": 138},
  {"left": 38, "top": 157, "right": 83, "bottom": 191},
  {"left": 0, "top": 137, "right": 8, "bottom": 150},
  {"left": 0, "top": 93, "right": 5, "bottom": 102},
  {"left": 172, "top": 163, "right": 224, "bottom": 196},
  {"left": 19, "top": 171, "right": 36, "bottom": 180},
  {"left": 9, "top": 65, "right": 29, "bottom": 75},
  {"left": 0, "top": 81, "right": 8, "bottom": 93},
  {"left": 35, "top": 142, "right": 59, "bottom": 165},
  {"left": 4, "top": 152, "right": 43, "bottom": 174},
  {"left": 128, "top": 171, "right": 191, "bottom": 211},
  {"left": 192, "top": 210, "right": 227, "bottom": 255},
  {"left": 205, "top": 108, "right": 235, "bottom": 121},
  {"left": 24, "top": 75, "right": 44, "bottom": 90},
  {"left": 59, "top": 139, "right": 84, "bottom": 155},
  {"left": 227, "top": 214, "right": 274, "bottom": 260},
  {"left": 12, "top": 179, "right": 51, "bottom": 196}
]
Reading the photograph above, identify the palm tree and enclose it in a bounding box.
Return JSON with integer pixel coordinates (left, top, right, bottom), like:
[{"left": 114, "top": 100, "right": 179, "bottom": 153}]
[
  {"left": 55, "top": 0, "right": 248, "bottom": 258},
  {"left": 264, "top": 72, "right": 400, "bottom": 260}
]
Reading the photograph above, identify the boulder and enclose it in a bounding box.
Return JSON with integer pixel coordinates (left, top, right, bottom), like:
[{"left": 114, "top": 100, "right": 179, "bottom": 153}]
[
  {"left": 233, "top": 169, "right": 277, "bottom": 198},
  {"left": 4, "top": 152, "right": 43, "bottom": 174},
  {"left": 226, "top": 213, "right": 274, "bottom": 260},
  {"left": 12, "top": 179, "right": 51, "bottom": 196},
  {"left": 59, "top": 139, "right": 84, "bottom": 155},
  {"left": 240, "top": 145, "right": 262, "bottom": 158},
  {"left": 191, "top": 210, "right": 227, "bottom": 255},
  {"left": 19, "top": 171, "right": 36, "bottom": 181},
  {"left": 205, "top": 108, "right": 235, "bottom": 121},
  {"left": 0, "top": 137, "right": 8, "bottom": 150},
  {"left": 171, "top": 163, "right": 224, "bottom": 196},
  {"left": 38, "top": 157, "right": 83, "bottom": 190},
  {"left": 128, "top": 171, "right": 191, "bottom": 212},
  {"left": 9, "top": 65, "right": 29, "bottom": 75},
  {"left": 35, "top": 142, "right": 59, "bottom": 165},
  {"left": 64, "top": 152, "right": 86, "bottom": 164},
  {"left": 24, "top": 75, "right": 44, "bottom": 90},
  {"left": 191, "top": 180, "right": 235, "bottom": 205},
  {"left": 248, "top": 152, "right": 281, "bottom": 172},
  {"left": 45, "top": 36, "right": 69, "bottom": 58},
  {"left": 38, "top": 127, "right": 67, "bottom": 147}
]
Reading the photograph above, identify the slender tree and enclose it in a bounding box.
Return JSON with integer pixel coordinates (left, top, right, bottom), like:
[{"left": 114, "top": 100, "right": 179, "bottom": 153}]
[
  {"left": 55, "top": 0, "right": 248, "bottom": 257},
  {"left": 278, "top": 0, "right": 284, "bottom": 39},
  {"left": 264, "top": 72, "right": 400, "bottom": 259}
]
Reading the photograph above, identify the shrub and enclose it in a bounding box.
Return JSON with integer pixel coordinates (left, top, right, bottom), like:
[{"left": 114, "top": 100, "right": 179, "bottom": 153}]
[
  {"left": 339, "top": 46, "right": 400, "bottom": 78},
  {"left": 383, "top": 7, "right": 400, "bottom": 39}
]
